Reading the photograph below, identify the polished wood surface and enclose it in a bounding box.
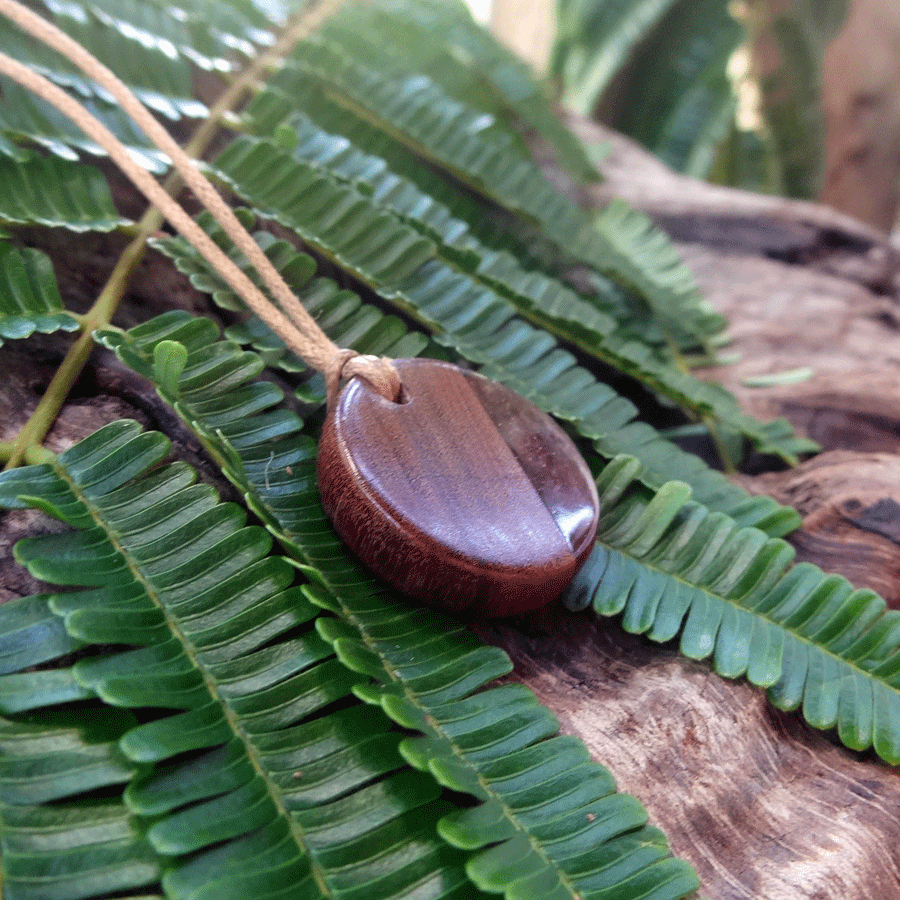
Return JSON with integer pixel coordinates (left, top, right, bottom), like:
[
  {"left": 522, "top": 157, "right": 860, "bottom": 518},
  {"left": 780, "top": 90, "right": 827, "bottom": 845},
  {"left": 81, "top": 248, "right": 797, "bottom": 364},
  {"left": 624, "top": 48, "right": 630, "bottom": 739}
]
[{"left": 317, "top": 359, "right": 600, "bottom": 616}]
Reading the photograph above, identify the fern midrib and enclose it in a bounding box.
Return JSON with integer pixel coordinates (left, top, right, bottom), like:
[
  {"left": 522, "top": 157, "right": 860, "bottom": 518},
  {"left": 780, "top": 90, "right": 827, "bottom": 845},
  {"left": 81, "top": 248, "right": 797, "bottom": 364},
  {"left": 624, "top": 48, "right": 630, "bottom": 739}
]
[
  {"left": 45, "top": 452, "right": 339, "bottom": 898},
  {"left": 609, "top": 542, "right": 896, "bottom": 698}
]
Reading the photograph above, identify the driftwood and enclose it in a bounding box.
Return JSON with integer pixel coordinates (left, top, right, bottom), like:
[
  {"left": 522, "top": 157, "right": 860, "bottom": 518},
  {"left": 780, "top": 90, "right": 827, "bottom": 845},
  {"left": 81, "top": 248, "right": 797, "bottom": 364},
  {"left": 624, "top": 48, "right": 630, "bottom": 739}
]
[{"left": 4, "top": 123, "right": 900, "bottom": 899}]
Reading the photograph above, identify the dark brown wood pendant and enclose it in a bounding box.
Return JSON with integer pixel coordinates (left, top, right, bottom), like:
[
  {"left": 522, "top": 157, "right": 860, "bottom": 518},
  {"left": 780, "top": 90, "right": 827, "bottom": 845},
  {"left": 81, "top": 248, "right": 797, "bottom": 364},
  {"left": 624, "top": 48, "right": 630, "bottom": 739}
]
[{"left": 317, "top": 359, "right": 600, "bottom": 617}]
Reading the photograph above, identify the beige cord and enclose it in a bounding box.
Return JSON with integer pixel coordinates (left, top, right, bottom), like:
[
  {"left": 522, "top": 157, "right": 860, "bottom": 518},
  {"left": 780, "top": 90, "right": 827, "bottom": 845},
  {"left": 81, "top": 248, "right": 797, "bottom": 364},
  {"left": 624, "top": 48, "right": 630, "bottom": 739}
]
[{"left": 0, "top": 0, "right": 401, "bottom": 405}]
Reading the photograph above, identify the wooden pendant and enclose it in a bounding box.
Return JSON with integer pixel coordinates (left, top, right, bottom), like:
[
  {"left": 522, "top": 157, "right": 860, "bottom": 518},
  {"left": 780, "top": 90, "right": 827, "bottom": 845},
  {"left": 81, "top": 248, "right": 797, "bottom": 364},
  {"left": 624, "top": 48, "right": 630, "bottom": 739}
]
[{"left": 317, "top": 359, "right": 600, "bottom": 617}]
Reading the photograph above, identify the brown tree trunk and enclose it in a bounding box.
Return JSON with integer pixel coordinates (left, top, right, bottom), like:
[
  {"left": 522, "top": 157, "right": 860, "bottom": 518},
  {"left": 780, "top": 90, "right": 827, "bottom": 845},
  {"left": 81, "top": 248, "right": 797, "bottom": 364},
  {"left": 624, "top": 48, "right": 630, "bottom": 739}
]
[
  {"left": 819, "top": 0, "right": 900, "bottom": 230},
  {"left": 489, "top": 0, "right": 555, "bottom": 72}
]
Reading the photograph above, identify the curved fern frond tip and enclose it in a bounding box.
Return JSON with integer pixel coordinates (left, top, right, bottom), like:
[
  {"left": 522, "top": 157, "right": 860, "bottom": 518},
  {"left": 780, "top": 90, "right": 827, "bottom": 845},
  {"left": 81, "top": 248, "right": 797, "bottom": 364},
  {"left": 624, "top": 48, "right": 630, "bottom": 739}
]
[
  {"left": 0, "top": 244, "right": 81, "bottom": 345},
  {"left": 562, "top": 460, "right": 900, "bottom": 765}
]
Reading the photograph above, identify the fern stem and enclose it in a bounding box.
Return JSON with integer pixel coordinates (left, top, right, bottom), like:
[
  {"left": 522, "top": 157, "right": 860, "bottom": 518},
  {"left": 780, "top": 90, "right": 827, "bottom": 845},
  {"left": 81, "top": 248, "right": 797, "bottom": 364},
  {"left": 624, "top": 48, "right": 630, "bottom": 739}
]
[{"left": 703, "top": 415, "right": 738, "bottom": 474}]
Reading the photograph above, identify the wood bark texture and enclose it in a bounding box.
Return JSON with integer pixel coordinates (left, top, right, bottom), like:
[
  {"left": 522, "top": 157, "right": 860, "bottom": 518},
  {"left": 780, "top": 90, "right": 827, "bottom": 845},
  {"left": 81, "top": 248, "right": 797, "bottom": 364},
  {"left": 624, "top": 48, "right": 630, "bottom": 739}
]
[{"left": 4, "top": 121, "right": 900, "bottom": 899}]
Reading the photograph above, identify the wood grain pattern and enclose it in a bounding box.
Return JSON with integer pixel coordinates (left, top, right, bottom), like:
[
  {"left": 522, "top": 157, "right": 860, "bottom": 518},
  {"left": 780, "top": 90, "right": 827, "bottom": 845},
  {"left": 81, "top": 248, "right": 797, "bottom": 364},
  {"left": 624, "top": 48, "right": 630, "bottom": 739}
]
[{"left": 317, "top": 359, "right": 600, "bottom": 616}]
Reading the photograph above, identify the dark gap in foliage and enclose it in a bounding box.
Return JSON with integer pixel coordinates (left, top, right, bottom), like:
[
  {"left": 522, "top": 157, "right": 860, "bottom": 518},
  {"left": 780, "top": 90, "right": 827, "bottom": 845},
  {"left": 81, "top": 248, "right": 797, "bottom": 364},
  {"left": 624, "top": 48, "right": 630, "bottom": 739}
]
[
  {"left": 740, "top": 447, "right": 799, "bottom": 477},
  {"left": 668, "top": 429, "right": 732, "bottom": 472},
  {"left": 127, "top": 705, "right": 198, "bottom": 725},
  {"left": 28, "top": 640, "right": 130, "bottom": 673}
]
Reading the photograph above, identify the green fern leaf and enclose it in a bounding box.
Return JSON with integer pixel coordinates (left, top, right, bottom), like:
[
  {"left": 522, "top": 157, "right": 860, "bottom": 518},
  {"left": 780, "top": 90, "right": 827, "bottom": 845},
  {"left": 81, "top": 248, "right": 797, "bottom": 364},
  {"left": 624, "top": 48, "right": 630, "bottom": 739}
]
[
  {"left": 148, "top": 210, "right": 431, "bottom": 381},
  {"left": 254, "top": 110, "right": 813, "bottom": 465},
  {"left": 321, "top": 0, "right": 601, "bottom": 184},
  {"left": 0, "top": 244, "right": 80, "bottom": 344},
  {"left": 41, "top": 0, "right": 275, "bottom": 70},
  {"left": 0, "top": 594, "right": 84, "bottom": 674},
  {"left": 0, "top": 78, "right": 168, "bottom": 172},
  {"left": 0, "top": 154, "right": 129, "bottom": 231},
  {"left": 0, "top": 421, "right": 485, "bottom": 900},
  {"left": 563, "top": 457, "right": 900, "bottom": 764},
  {"left": 591, "top": 199, "right": 727, "bottom": 347},
  {"left": 653, "top": 73, "right": 737, "bottom": 179},
  {"left": 0, "top": 798, "right": 162, "bottom": 900},
  {"left": 272, "top": 37, "right": 721, "bottom": 351},
  {"left": 552, "top": 0, "right": 681, "bottom": 116},
  {"left": 243, "top": 83, "right": 561, "bottom": 276},
  {"left": 0, "top": 10, "right": 205, "bottom": 121},
  {"left": 552, "top": 0, "right": 744, "bottom": 182},
  {"left": 751, "top": 0, "right": 848, "bottom": 197},
  {"left": 613, "top": 0, "right": 743, "bottom": 163},
  {"left": 94, "top": 312, "right": 703, "bottom": 900}
]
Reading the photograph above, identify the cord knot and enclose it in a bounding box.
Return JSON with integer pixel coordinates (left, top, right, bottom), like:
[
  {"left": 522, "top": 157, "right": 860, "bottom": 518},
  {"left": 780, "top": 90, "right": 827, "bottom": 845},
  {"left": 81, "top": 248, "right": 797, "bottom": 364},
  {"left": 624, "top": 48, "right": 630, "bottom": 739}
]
[{"left": 326, "top": 350, "right": 402, "bottom": 407}]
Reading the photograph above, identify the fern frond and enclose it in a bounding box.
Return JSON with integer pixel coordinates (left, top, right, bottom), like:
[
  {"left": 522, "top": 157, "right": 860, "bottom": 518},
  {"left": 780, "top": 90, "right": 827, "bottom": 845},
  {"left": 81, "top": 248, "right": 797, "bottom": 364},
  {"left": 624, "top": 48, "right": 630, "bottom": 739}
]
[
  {"left": 613, "top": 0, "right": 743, "bottom": 162},
  {"left": 271, "top": 36, "right": 721, "bottom": 352},
  {"left": 95, "top": 312, "right": 703, "bottom": 900},
  {"left": 249, "top": 111, "right": 813, "bottom": 464},
  {"left": 0, "top": 78, "right": 167, "bottom": 172},
  {"left": 563, "top": 457, "right": 900, "bottom": 764},
  {"left": 0, "top": 688, "right": 157, "bottom": 898},
  {"left": 322, "top": 606, "right": 701, "bottom": 900},
  {"left": 553, "top": 0, "right": 680, "bottom": 114},
  {"left": 0, "top": 9, "right": 205, "bottom": 121},
  {"left": 591, "top": 199, "right": 727, "bottom": 347},
  {"left": 0, "top": 244, "right": 80, "bottom": 344},
  {"left": 0, "top": 421, "right": 485, "bottom": 900},
  {"left": 40, "top": 0, "right": 277, "bottom": 69},
  {"left": 0, "top": 154, "right": 129, "bottom": 231},
  {"left": 0, "top": 795, "right": 162, "bottom": 900},
  {"left": 320, "top": 0, "right": 601, "bottom": 185},
  {"left": 552, "top": 0, "right": 743, "bottom": 180},
  {"left": 148, "top": 209, "right": 431, "bottom": 382},
  {"left": 243, "top": 83, "right": 557, "bottom": 272}
]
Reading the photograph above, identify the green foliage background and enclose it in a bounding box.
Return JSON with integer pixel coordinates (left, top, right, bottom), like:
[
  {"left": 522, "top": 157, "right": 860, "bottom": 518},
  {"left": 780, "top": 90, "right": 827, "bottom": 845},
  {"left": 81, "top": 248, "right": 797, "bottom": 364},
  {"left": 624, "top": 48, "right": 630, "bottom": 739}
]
[{"left": 550, "top": 0, "right": 849, "bottom": 196}]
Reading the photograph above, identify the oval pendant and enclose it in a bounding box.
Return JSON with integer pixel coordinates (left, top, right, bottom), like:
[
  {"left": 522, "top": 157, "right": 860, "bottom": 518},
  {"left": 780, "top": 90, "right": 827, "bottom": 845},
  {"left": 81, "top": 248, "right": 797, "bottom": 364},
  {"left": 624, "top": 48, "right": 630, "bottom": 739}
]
[{"left": 317, "top": 359, "right": 599, "bottom": 617}]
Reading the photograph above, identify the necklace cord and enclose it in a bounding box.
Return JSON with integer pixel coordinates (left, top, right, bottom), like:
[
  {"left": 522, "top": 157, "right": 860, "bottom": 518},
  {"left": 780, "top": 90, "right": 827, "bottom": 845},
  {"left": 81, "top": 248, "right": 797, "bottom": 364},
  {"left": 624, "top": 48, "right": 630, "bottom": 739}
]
[{"left": 0, "top": 0, "right": 401, "bottom": 405}]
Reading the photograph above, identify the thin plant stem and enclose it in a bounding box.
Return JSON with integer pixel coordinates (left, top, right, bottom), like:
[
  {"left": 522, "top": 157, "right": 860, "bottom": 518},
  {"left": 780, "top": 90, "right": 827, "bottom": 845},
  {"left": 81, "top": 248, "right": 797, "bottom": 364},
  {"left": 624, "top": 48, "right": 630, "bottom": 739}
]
[{"left": 3, "top": 220, "right": 153, "bottom": 470}]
